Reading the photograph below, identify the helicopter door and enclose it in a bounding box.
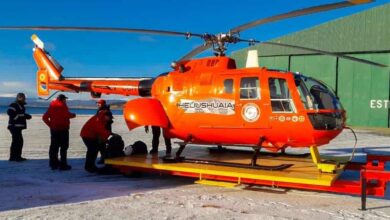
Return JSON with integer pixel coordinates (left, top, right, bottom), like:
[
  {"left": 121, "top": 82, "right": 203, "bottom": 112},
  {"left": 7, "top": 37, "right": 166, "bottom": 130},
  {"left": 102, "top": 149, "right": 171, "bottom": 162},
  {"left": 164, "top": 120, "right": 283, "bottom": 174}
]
[
  {"left": 236, "top": 76, "right": 269, "bottom": 128},
  {"left": 205, "top": 76, "right": 237, "bottom": 128}
]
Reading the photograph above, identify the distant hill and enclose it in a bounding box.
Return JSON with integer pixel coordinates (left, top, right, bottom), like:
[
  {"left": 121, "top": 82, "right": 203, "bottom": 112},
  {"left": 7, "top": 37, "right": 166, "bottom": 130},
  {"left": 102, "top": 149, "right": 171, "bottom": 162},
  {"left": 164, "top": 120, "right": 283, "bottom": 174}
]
[{"left": 0, "top": 97, "right": 126, "bottom": 110}]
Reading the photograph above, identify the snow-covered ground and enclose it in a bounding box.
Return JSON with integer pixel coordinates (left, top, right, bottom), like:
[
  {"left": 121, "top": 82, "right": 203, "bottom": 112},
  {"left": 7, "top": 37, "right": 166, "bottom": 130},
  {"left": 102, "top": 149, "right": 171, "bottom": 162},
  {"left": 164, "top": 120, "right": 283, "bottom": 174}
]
[{"left": 1, "top": 114, "right": 390, "bottom": 219}]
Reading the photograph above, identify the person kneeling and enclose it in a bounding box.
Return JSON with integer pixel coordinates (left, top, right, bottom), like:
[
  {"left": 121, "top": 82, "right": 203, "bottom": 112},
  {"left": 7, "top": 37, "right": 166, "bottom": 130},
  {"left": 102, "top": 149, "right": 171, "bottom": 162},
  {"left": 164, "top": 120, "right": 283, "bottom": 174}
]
[{"left": 80, "top": 110, "right": 114, "bottom": 173}]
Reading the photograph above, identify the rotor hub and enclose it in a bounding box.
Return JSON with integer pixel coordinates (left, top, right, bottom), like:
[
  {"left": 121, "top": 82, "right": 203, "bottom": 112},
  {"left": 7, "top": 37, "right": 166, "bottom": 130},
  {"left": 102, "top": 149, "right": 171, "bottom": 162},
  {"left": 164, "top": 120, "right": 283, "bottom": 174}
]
[{"left": 201, "top": 32, "right": 240, "bottom": 56}]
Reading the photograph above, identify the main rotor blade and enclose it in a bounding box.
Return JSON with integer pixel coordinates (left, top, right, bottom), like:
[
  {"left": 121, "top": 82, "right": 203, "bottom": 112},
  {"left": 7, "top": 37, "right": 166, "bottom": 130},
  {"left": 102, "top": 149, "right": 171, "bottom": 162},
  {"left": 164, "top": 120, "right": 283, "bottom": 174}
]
[
  {"left": 0, "top": 26, "right": 204, "bottom": 38},
  {"left": 242, "top": 39, "right": 387, "bottom": 68},
  {"left": 178, "top": 44, "right": 212, "bottom": 61},
  {"left": 230, "top": 0, "right": 373, "bottom": 34}
]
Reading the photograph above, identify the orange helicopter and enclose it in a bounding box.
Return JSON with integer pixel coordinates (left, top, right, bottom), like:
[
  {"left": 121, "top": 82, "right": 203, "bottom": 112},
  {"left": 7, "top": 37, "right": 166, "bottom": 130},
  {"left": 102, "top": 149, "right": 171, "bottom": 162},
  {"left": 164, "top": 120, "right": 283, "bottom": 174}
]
[{"left": 0, "top": 0, "right": 386, "bottom": 170}]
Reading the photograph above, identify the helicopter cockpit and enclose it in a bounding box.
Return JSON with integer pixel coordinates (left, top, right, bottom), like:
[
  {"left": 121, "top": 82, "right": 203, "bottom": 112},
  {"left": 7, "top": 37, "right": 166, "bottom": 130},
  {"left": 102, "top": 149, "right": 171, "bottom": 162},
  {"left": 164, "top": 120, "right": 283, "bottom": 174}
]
[{"left": 294, "top": 74, "right": 345, "bottom": 130}]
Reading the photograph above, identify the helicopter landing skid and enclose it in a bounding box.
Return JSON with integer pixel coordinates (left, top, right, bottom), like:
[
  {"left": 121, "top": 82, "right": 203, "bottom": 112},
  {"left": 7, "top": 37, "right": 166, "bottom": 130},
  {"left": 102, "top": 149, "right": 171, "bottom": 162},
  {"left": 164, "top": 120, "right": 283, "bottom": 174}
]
[
  {"left": 208, "top": 147, "right": 311, "bottom": 158},
  {"left": 162, "top": 142, "right": 293, "bottom": 171},
  {"left": 165, "top": 157, "right": 293, "bottom": 171}
]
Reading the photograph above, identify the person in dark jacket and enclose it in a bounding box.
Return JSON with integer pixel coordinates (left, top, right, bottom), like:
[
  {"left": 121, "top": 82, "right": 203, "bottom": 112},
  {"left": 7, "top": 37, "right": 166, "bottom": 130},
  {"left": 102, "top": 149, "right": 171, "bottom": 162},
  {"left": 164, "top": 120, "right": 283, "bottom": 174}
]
[
  {"left": 80, "top": 110, "right": 113, "bottom": 173},
  {"left": 145, "top": 126, "right": 172, "bottom": 155},
  {"left": 42, "top": 94, "right": 76, "bottom": 170},
  {"left": 7, "top": 93, "right": 32, "bottom": 162}
]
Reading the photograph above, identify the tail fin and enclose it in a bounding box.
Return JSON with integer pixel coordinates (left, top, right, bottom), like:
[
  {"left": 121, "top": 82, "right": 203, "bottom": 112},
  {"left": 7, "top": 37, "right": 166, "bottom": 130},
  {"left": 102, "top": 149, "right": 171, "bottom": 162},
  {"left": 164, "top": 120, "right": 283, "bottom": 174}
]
[{"left": 32, "top": 34, "right": 63, "bottom": 96}]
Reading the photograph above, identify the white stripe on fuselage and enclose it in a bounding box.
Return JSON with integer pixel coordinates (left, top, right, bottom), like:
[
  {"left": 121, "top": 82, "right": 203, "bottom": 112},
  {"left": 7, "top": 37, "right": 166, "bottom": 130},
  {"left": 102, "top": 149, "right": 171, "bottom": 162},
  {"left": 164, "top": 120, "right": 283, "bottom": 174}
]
[{"left": 65, "top": 77, "right": 152, "bottom": 81}]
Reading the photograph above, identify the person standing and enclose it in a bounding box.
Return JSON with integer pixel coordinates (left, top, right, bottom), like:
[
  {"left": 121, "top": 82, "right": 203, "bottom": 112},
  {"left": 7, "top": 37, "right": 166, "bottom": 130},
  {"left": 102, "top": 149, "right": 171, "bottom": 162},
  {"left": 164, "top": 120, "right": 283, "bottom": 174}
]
[
  {"left": 80, "top": 110, "right": 113, "bottom": 173},
  {"left": 42, "top": 94, "right": 76, "bottom": 170},
  {"left": 7, "top": 93, "right": 32, "bottom": 162},
  {"left": 145, "top": 126, "right": 172, "bottom": 155}
]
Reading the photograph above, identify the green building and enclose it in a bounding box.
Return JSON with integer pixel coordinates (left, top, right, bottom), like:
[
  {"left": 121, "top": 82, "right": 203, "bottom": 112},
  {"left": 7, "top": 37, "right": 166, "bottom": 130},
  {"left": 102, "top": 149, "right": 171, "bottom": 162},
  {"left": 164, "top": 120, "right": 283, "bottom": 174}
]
[{"left": 231, "top": 3, "right": 390, "bottom": 128}]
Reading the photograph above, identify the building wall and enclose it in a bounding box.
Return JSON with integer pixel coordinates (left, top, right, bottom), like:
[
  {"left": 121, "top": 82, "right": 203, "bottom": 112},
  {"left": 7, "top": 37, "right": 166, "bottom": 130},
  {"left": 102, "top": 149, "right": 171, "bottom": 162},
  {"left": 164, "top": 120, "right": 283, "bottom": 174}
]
[{"left": 231, "top": 4, "right": 390, "bottom": 128}]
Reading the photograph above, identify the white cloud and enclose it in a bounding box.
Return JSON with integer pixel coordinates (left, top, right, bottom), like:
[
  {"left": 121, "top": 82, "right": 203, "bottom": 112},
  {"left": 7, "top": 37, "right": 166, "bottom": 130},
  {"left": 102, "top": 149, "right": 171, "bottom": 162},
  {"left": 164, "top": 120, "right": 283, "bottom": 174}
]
[
  {"left": 0, "top": 81, "right": 36, "bottom": 98},
  {"left": 0, "top": 93, "right": 18, "bottom": 98},
  {"left": 1, "top": 81, "right": 27, "bottom": 88},
  {"left": 138, "top": 36, "right": 157, "bottom": 43}
]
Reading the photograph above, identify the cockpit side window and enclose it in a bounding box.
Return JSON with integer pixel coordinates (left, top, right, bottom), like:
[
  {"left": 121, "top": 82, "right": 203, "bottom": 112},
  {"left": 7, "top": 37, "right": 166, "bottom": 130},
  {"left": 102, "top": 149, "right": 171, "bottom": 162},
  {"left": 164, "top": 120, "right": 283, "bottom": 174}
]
[
  {"left": 269, "top": 78, "right": 296, "bottom": 113},
  {"left": 240, "top": 77, "right": 260, "bottom": 100}
]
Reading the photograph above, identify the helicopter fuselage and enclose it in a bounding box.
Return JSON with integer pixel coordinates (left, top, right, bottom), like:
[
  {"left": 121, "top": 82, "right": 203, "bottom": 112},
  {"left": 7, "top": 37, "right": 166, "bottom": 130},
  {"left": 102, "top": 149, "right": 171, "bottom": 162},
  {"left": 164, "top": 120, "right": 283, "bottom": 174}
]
[
  {"left": 124, "top": 56, "right": 346, "bottom": 151},
  {"left": 32, "top": 45, "right": 345, "bottom": 151}
]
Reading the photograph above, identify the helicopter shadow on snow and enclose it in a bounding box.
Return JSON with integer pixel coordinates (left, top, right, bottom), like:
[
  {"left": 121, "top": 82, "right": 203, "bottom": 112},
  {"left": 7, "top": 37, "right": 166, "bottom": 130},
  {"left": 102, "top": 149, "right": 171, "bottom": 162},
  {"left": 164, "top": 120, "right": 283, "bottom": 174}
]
[{"left": 0, "top": 158, "right": 193, "bottom": 212}]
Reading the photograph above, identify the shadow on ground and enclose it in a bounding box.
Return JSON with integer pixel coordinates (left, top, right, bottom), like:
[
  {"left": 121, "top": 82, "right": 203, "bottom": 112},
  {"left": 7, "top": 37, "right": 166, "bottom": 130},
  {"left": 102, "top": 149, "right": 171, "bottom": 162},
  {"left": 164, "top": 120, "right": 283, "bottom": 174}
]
[{"left": 0, "top": 158, "right": 192, "bottom": 212}]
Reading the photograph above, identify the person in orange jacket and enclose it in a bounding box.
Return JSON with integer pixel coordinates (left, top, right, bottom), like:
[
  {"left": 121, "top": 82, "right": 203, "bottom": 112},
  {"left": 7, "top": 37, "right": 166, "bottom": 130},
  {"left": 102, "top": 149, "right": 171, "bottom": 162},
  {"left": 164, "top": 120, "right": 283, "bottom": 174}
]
[
  {"left": 95, "top": 99, "right": 113, "bottom": 164},
  {"left": 80, "top": 110, "right": 113, "bottom": 173},
  {"left": 43, "top": 94, "right": 76, "bottom": 170}
]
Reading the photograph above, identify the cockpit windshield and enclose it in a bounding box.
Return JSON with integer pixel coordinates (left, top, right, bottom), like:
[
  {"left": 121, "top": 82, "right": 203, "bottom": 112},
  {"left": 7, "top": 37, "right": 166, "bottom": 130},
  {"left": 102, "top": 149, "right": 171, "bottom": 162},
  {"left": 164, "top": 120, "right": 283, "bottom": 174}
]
[{"left": 294, "top": 74, "right": 342, "bottom": 110}]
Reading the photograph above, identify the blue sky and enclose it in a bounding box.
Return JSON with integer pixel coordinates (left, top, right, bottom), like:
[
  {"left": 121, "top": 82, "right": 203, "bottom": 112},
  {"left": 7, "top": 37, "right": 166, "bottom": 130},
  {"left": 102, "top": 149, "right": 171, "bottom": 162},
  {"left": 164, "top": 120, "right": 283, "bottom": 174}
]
[{"left": 0, "top": 0, "right": 389, "bottom": 98}]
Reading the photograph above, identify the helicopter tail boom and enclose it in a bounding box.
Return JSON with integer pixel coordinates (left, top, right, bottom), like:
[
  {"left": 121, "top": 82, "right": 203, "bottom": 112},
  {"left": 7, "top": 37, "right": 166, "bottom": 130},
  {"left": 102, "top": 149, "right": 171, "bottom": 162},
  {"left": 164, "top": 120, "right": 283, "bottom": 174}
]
[{"left": 32, "top": 35, "right": 153, "bottom": 98}]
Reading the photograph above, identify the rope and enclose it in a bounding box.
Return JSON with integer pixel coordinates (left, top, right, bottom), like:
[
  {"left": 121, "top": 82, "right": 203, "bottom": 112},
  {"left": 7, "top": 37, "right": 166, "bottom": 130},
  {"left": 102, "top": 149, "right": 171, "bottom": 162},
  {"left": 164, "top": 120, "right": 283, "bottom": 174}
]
[{"left": 344, "top": 126, "right": 358, "bottom": 162}]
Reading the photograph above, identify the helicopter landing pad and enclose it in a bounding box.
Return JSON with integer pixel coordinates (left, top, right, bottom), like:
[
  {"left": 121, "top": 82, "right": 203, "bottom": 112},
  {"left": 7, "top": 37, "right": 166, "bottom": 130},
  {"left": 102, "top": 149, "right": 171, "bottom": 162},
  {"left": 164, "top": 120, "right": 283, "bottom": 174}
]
[{"left": 105, "top": 146, "right": 347, "bottom": 187}]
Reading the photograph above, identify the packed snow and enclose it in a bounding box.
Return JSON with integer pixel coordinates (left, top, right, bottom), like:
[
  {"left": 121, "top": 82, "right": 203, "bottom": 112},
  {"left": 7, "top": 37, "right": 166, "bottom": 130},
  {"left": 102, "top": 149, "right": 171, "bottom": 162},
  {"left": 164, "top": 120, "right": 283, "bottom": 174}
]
[{"left": 1, "top": 114, "right": 390, "bottom": 219}]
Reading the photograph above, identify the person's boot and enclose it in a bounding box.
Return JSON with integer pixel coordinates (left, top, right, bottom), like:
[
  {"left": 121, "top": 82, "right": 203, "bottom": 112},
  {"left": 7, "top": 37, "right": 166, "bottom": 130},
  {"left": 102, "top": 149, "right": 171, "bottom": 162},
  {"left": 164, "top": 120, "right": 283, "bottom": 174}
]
[
  {"left": 59, "top": 158, "right": 71, "bottom": 171},
  {"left": 59, "top": 164, "right": 72, "bottom": 171},
  {"left": 15, "top": 157, "right": 27, "bottom": 162},
  {"left": 50, "top": 158, "right": 59, "bottom": 170},
  {"left": 149, "top": 148, "right": 158, "bottom": 154},
  {"left": 97, "top": 157, "right": 105, "bottom": 165},
  {"left": 9, "top": 148, "right": 18, "bottom": 161},
  {"left": 85, "top": 166, "right": 98, "bottom": 173},
  {"left": 59, "top": 153, "right": 71, "bottom": 170},
  {"left": 166, "top": 146, "right": 172, "bottom": 155}
]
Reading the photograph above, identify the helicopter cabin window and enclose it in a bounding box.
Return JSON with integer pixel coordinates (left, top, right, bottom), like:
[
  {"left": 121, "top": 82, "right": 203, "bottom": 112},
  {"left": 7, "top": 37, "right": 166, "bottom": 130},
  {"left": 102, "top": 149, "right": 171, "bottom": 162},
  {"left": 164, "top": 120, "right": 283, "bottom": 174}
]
[
  {"left": 269, "top": 78, "right": 296, "bottom": 113},
  {"left": 224, "top": 79, "right": 233, "bottom": 94},
  {"left": 240, "top": 77, "right": 260, "bottom": 99}
]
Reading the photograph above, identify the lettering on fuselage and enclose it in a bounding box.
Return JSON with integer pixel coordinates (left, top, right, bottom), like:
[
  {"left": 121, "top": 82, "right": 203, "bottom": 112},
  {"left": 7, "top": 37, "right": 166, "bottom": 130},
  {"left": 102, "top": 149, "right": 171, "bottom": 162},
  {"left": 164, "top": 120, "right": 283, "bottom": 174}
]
[{"left": 177, "top": 98, "right": 235, "bottom": 115}]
